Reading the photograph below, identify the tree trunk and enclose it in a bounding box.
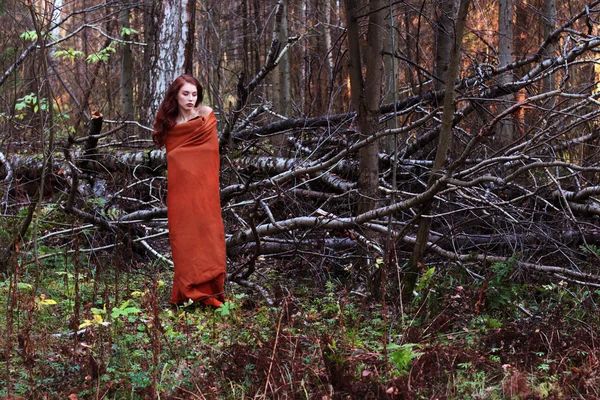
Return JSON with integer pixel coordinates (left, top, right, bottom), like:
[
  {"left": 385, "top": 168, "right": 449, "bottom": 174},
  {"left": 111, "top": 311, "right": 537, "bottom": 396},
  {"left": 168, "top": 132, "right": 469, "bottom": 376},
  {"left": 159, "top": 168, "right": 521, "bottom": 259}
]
[
  {"left": 253, "top": 0, "right": 262, "bottom": 77},
  {"left": 120, "top": 0, "right": 134, "bottom": 135},
  {"left": 278, "top": 0, "right": 290, "bottom": 118},
  {"left": 242, "top": 0, "right": 250, "bottom": 74},
  {"left": 403, "top": 6, "right": 419, "bottom": 94},
  {"left": 542, "top": 0, "right": 556, "bottom": 92},
  {"left": 344, "top": 0, "right": 384, "bottom": 215},
  {"left": 382, "top": 2, "right": 398, "bottom": 154},
  {"left": 144, "top": 0, "right": 196, "bottom": 123},
  {"left": 324, "top": 0, "right": 333, "bottom": 81},
  {"left": 271, "top": 0, "right": 290, "bottom": 155},
  {"left": 407, "top": 0, "right": 471, "bottom": 296},
  {"left": 433, "top": 0, "right": 455, "bottom": 91},
  {"left": 497, "top": 0, "right": 515, "bottom": 145}
]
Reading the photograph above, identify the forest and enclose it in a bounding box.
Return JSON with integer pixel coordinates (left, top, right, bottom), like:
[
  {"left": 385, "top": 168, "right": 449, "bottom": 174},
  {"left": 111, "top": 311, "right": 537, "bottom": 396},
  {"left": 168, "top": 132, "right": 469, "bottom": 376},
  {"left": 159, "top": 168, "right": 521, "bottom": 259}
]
[{"left": 1, "top": 0, "right": 600, "bottom": 398}]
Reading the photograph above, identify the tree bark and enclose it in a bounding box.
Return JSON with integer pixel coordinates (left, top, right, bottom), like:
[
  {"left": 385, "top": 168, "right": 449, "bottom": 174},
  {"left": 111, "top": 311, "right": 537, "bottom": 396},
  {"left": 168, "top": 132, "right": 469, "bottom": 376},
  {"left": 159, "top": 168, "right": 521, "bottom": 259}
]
[
  {"left": 271, "top": 0, "right": 290, "bottom": 155},
  {"left": 407, "top": 0, "right": 471, "bottom": 295},
  {"left": 344, "top": 0, "right": 384, "bottom": 215},
  {"left": 541, "top": 0, "right": 556, "bottom": 92},
  {"left": 434, "top": 0, "right": 455, "bottom": 91},
  {"left": 381, "top": 2, "right": 398, "bottom": 154},
  {"left": 120, "top": 0, "right": 134, "bottom": 131},
  {"left": 497, "top": 0, "right": 515, "bottom": 145},
  {"left": 144, "top": 0, "right": 196, "bottom": 123}
]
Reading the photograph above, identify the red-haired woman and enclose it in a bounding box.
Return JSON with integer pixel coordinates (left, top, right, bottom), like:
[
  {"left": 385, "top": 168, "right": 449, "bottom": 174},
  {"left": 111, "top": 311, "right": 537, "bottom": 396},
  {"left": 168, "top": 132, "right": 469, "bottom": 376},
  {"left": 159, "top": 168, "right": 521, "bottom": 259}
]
[{"left": 153, "top": 74, "right": 226, "bottom": 307}]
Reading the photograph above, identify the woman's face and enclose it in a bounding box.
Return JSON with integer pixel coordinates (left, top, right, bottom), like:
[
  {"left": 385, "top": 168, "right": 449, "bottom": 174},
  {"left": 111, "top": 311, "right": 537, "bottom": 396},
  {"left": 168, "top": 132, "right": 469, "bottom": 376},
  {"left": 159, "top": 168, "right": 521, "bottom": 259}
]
[{"left": 177, "top": 82, "right": 198, "bottom": 112}]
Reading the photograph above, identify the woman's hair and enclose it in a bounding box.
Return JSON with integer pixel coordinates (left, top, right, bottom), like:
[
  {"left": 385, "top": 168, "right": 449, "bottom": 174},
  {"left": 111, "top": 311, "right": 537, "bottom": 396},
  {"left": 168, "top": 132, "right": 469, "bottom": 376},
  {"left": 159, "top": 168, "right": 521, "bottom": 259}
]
[{"left": 153, "top": 74, "right": 204, "bottom": 146}]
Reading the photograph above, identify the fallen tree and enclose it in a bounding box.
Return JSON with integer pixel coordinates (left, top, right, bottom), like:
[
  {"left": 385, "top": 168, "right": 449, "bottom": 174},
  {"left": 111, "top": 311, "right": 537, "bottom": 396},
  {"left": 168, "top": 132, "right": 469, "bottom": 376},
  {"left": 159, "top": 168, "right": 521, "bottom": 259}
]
[{"left": 3, "top": 2, "right": 600, "bottom": 299}]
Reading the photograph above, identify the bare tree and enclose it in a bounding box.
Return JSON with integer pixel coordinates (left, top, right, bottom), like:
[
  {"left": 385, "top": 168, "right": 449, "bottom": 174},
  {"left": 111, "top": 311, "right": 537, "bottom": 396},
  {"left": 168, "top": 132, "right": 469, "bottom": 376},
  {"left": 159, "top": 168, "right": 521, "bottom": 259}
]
[
  {"left": 120, "top": 0, "right": 134, "bottom": 127},
  {"left": 344, "top": 0, "right": 384, "bottom": 215},
  {"left": 407, "top": 0, "right": 472, "bottom": 294},
  {"left": 497, "top": 0, "right": 515, "bottom": 145},
  {"left": 433, "top": 0, "right": 455, "bottom": 91},
  {"left": 541, "top": 0, "right": 556, "bottom": 92}
]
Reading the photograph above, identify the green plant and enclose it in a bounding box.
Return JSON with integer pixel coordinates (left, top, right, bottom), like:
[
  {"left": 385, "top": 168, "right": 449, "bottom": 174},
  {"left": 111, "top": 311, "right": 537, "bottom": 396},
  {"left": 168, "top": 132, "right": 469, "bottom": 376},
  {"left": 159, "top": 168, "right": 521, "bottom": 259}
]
[
  {"left": 414, "top": 266, "right": 436, "bottom": 296},
  {"left": 54, "top": 48, "right": 85, "bottom": 61},
  {"left": 216, "top": 300, "right": 236, "bottom": 317},
  {"left": 387, "top": 343, "right": 423, "bottom": 376},
  {"left": 120, "top": 27, "right": 139, "bottom": 37},
  {"left": 15, "top": 92, "right": 48, "bottom": 113},
  {"left": 580, "top": 244, "right": 600, "bottom": 256},
  {"left": 452, "top": 369, "right": 498, "bottom": 398},
  {"left": 86, "top": 42, "right": 116, "bottom": 63},
  {"left": 487, "top": 257, "right": 521, "bottom": 312},
  {"left": 20, "top": 30, "right": 38, "bottom": 41}
]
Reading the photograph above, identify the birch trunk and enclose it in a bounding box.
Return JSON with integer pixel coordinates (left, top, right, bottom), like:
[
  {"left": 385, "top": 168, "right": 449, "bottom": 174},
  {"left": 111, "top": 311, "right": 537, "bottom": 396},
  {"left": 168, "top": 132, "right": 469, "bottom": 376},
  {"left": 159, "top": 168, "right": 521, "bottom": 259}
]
[{"left": 144, "top": 0, "right": 195, "bottom": 122}]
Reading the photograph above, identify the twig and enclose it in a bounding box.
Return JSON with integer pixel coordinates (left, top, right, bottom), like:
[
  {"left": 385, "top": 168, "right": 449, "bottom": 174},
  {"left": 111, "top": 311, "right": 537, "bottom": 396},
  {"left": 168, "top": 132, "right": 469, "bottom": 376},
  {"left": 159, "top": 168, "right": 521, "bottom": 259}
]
[
  {"left": 261, "top": 297, "right": 286, "bottom": 400},
  {"left": 231, "top": 277, "right": 275, "bottom": 306},
  {"left": 139, "top": 239, "right": 173, "bottom": 266}
]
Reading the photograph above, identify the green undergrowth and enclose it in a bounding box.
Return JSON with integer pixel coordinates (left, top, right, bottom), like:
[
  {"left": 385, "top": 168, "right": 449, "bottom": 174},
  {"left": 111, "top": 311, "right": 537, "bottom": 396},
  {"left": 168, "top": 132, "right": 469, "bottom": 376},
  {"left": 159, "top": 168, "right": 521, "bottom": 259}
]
[{"left": 1, "top": 256, "right": 599, "bottom": 399}]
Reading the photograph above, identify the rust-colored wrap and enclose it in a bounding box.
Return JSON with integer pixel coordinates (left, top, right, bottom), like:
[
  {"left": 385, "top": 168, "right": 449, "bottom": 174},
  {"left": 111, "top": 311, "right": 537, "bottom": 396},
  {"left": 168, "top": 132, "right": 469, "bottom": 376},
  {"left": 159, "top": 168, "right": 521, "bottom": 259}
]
[{"left": 165, "top": 111, "right": 226, "bottom": 306}]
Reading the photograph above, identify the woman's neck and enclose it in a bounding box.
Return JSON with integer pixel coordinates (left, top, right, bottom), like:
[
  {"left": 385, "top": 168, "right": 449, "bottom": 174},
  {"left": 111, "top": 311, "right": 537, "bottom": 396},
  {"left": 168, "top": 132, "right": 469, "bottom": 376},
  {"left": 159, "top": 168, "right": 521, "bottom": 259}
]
[{"left": 177, "top": 107, "right": 197, "bottom": 123}]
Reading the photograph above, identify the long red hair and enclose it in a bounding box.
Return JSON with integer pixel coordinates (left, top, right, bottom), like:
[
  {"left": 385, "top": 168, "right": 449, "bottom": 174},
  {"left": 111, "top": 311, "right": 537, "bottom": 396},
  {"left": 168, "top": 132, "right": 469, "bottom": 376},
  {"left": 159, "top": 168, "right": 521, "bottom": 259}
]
[{"left": 153, "top": 74, "right": 204, "bottom": 146}]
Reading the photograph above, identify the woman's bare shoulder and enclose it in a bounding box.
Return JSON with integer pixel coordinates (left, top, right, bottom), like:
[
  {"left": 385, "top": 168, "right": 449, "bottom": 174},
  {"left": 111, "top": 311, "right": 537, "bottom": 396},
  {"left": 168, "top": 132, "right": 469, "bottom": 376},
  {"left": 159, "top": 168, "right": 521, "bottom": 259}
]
[{"left": 196, "top": 105, "right": 213, "bottom": 118}]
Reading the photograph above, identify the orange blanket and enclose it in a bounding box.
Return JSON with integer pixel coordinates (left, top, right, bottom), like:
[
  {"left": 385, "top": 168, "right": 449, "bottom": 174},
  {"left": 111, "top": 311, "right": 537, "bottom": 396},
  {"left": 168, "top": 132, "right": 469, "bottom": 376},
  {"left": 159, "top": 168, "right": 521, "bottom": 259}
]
[{"left": 165, "top": 111, "right": 226, "bottom": 306}]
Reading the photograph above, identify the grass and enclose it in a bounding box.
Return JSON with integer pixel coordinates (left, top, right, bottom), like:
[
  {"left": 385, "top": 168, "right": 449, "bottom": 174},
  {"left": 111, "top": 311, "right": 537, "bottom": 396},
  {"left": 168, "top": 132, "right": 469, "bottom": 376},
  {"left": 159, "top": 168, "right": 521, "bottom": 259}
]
[{"left": 1, "top": 252, "right": 600, "bottom": 399}]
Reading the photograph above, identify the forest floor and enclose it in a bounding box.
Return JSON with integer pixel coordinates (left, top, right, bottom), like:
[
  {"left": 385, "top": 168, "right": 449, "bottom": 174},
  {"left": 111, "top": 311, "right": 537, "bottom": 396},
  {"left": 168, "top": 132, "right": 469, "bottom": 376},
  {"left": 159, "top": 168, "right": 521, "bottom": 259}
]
[{"left": 1, "top": 256, "right": 599, "bottom": 399}]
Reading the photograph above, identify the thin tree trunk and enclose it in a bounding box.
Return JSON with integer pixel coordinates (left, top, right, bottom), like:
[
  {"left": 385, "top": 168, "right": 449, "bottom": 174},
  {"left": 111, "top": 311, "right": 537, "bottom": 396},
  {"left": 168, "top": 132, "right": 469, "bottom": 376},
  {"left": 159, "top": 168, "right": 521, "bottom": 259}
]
[
  {"left": 542, "top": 0, "right": 556, "bottom": 92},
  {"left": 324, "top": 0, "right": 333, "bottom": 81},
  {"left": 407, "top": 0, "right": 471, "bottom": 295},
  {"left": 433, "top": 0, "right": 454, "bottom": 91},
  {"left": 242, "top": 0, "right": 249, "bottom": 74},
  {"left": 402, "top": 6, "right": 417, "bottom": 94},
  {"left": 253, "top": 0, "right": 261, "bottom": 77},
  {"left": 183, "top": 0, "right": 196, "bottom": 75},
  {"left": 345, "top": 0, "right": 384, "bottom": 215},
  {"left": 120, "top": 0, "right": 134, "bottom": 137},
  {"left": 382, "top": 3, "right": 397, "bottom": 154},
  {"left": 497, "top": 0, "right": 515, "bottom": 145},
  {"left": 271, "top": 0, "right": 290, "bottom": 155}
]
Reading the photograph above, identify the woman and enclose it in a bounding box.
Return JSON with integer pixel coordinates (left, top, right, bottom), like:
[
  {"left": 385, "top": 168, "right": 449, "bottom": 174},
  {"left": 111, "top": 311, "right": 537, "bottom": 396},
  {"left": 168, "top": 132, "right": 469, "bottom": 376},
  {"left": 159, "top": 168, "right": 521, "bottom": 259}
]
[{"left": 153, "top": 74, "right": 226, "bottom": 307}]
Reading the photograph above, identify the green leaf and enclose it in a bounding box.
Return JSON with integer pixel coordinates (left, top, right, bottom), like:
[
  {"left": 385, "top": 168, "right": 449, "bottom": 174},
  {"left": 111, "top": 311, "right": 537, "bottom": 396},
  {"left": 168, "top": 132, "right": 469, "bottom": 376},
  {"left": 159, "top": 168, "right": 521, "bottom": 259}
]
[
  {"left": 86, "top": 53, "right": 100, "bottom": 63},
  {"left": 110, "top": 302, "right": 141, "bottom": 318},
  {"left": 216, "top": 301, "right": 235, "bottom": 316},
  {"left": 86, "top": 44, "right": 116, "bottom": 63},
  {"left": 415, "top": 267, "right": 435, "bottom": 294},
  {"left": 388, "top": 343, "right": 423, "bottom": 375},
  {"left": 54, "top": 48, "right": 84, "bottom": 60},
  {"left": 20, "top": 30, "right": 38, "bottom": 41},
  {"left": 120, "top": 27, "right": 138, "bottom": 37}
]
